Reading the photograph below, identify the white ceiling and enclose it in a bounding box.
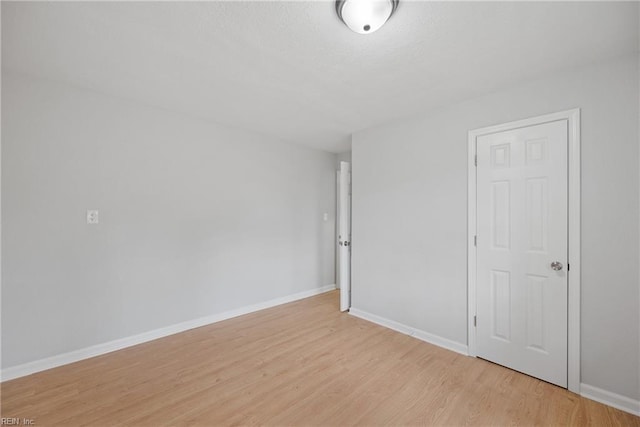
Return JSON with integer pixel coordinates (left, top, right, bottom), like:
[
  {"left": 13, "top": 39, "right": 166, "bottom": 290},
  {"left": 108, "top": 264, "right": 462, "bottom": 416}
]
[{"left": 2, "top": 1, "right": 638, "bottom": 153}]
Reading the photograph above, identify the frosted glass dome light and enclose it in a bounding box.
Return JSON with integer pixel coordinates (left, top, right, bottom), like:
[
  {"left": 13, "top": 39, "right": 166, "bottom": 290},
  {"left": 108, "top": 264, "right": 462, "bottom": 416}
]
[{"left": 336, "top": 0, "right": 399, "bottom": 34}]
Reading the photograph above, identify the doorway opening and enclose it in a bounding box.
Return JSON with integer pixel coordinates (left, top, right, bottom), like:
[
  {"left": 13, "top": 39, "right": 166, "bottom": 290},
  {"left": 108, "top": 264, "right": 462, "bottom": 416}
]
[{"left": 337, "top": 161, "right": 351, "bottom": 311}]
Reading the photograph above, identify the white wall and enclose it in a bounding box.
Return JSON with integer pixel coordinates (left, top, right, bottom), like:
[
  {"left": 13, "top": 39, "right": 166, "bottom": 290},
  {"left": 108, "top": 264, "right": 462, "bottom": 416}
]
[
  {"left": 352, "top": 54, "right": 640, "bottom": 401},
  {"left": 1, "top": 72, "right": 336, "bottom": 369},
  {"left": 336, "top": 151, "right": 352, "bottom": 166}
]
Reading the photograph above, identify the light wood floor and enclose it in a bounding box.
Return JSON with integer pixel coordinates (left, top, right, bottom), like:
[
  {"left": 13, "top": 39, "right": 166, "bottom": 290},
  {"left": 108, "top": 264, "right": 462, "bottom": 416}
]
[{"left": 2, "top": 291, "right": 638, "bottom": 426}]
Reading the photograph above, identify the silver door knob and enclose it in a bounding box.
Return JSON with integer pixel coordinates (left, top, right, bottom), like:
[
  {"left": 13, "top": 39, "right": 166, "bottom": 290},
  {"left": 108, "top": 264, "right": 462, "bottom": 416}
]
[{"left": 551, "top": 261, "right": 563, "bottom": 271}]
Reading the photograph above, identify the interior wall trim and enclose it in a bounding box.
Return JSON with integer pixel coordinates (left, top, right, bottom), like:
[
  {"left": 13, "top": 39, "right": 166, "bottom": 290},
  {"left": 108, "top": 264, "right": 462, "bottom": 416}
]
[
  {"left": 580, "top": 383, "right": 640, "bottom": 416},
  {"left": 1, "top": 284, "right": 337, "bottom": 382},
  {"left": 349, "top": 307, "right": 469, "bottom": 356}
]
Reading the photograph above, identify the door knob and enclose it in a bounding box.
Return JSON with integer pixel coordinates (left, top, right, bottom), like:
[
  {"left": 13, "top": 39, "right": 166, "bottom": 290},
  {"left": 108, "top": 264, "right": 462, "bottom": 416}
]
[{"left": 551, "top": 261, "right": 563, "bottom": 271}]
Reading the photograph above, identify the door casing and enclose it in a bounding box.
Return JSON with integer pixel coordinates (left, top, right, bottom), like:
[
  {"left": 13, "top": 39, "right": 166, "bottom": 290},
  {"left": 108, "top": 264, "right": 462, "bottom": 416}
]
[{"left": 467, "top": 109, "right": 581, "bottom": 393}]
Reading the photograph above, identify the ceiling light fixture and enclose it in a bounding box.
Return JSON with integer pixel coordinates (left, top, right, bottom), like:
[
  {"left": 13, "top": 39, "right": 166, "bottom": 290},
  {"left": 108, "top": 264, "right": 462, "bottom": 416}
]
[{"left": 336, "top": 0, "right": 399, "bottom": 35}]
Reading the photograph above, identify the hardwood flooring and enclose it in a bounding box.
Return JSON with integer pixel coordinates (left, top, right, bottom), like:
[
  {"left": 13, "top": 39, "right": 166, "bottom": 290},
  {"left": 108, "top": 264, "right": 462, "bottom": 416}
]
[{"left": 2, "top": 290, "right": 638, "bottom": 426}]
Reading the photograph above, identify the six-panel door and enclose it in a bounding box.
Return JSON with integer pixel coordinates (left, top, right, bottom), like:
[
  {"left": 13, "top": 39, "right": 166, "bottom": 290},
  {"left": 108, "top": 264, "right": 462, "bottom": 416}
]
[{"left": 476, "top": 120, "right": 568, "bottom": 387}]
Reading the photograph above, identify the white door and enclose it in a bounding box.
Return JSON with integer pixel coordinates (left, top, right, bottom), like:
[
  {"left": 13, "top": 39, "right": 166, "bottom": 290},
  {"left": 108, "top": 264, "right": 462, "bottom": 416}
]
[
  {"left": 476, "top": 120, "right": 568, "bottom": 387},
  {"left": 338, "top": 161, "right": 351, "bottom": 312}
]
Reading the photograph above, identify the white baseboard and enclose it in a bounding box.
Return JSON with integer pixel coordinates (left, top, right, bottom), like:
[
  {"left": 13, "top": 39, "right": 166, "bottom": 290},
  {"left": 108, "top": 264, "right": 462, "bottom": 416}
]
[
  {"left": 580, "top": 383, "right": 640, "bottom": 416},
  {"left": 349, "top": 307, "right": 468, "bottom": 356},
  {"left": 1, "top": 284, "right": 336, "bottom": 382},
  {"left": 348, "top": 309, "right": 640, "bottom": 417}
]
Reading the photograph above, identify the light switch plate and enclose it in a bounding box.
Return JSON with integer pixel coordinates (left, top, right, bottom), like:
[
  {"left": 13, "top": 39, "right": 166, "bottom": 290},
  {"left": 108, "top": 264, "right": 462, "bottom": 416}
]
[{"left": 87, "top": 210, "right": 99, "bottom": 224}]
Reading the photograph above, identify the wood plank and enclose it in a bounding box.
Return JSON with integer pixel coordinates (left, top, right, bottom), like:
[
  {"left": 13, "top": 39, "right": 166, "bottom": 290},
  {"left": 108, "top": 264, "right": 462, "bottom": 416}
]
[{"left": 2, "top": 291, "right": 638, "bottom": 426}]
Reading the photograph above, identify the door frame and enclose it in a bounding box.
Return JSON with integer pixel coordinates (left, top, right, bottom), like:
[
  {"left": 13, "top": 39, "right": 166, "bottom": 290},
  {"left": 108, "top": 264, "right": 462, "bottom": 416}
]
[{"left": 467, "top": 109, "right": 581, "bottom": 393}]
